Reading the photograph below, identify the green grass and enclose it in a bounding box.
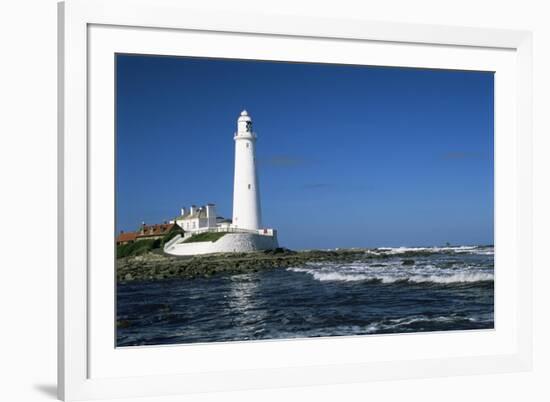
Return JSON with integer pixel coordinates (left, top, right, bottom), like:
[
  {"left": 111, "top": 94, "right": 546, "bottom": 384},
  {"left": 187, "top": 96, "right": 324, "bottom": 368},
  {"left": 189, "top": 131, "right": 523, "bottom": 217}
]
[
  {"left": 162, "top": 230, "right": 183, "bottom": 245},
  {"left": 116, "top": 229, "right": 184, "bottom": 259},
  {"left": 117, "top": 239, "right": 161, "bottom": 258},
  {"left": 182, "top": 232, "right": 227, "bottom": 243}
]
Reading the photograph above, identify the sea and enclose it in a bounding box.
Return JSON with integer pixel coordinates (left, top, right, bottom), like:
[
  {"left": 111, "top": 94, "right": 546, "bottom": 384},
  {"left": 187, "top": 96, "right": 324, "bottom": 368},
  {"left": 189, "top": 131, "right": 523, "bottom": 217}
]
[{"left": 116, "top": 245, "right": 494, "bottom": 347}]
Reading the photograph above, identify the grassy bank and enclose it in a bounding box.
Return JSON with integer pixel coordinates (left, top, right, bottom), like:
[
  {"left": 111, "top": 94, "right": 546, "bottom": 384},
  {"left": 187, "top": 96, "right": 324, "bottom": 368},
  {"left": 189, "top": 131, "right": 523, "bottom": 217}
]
[
  {"left": 117, "top": 239, "right": 160, "bottom": 258},
  {"left": 117, "top": 229, "right": 183, "bottom": 258},
  {"left": 183, "top": 232, "right": 227, "bottom": 243}
]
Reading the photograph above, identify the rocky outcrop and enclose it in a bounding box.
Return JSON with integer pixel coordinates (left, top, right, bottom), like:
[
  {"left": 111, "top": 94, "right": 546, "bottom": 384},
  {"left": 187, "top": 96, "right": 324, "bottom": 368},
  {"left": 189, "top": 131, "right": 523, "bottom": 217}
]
[{"left": 116, "top": 248, "right": 439, "bottom": 283}]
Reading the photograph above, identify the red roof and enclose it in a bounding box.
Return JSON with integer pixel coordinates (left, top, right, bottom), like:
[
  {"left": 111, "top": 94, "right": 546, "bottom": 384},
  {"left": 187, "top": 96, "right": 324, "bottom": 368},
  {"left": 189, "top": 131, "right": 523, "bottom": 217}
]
[
  {"left": 136, "top": 223, "right": 176, "bottom": 238},
  {"left": 116, "top": 231, "right": 137, "bottom": 243},
  {"left": 117, "top": 223, "right": 177, "bottom": 243}
]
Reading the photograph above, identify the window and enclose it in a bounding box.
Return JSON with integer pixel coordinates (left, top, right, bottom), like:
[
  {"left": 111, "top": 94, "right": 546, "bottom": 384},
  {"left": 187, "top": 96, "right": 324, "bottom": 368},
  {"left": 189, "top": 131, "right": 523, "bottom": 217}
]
[
  {"left": 246, "top": 143, "right": 249, "bottom": 148},
  {"left": 248, "top": 184, "right": 251, "bottom": 189}
]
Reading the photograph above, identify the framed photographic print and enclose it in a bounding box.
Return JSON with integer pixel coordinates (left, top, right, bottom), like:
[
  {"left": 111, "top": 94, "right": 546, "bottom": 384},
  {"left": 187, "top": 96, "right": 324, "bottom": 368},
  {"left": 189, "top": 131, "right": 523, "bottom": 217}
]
[{"left": 58, "top": 0, "right": 533, "bottom": 400}]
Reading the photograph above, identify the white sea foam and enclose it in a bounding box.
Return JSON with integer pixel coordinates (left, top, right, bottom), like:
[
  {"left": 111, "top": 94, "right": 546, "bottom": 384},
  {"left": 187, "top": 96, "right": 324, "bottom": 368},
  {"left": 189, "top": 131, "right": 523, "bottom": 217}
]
[
  {"left": 407, "top": 272, "right": 494, "bottom": 283},
  {"left": 362, "top": 314, "right": 492, "bottom": 333},
  {"left": 288, "top": 258, "right": 494, "bottom": 284},
  {"left": 375, "top": 245, "right": 493, "bottom": 255}
]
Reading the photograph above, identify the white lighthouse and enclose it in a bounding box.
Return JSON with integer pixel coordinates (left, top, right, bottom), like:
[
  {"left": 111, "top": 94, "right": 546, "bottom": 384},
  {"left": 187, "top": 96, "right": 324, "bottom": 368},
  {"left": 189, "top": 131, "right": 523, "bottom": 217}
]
[
  {"left": 164, "top": 109, "right": 278, "bottom": 256},
  {"left": 232, "top": 110, "right": 262, "bottom": 230}
]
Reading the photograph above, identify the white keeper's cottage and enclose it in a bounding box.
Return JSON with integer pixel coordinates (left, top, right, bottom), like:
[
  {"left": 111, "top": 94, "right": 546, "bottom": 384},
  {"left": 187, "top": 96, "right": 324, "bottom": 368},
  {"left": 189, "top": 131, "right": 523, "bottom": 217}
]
[
  {"left": 164, "top": 110, "right": 279, "bottom": 256},
  {"left": 175, "top": 204, "right": 217, "bottom": 232}
]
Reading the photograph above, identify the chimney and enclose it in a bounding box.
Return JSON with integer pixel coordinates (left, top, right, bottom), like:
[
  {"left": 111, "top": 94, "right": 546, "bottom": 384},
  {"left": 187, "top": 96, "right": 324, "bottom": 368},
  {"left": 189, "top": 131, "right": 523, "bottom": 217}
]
[
  {"left": 180, "top": 207, "right": 186, "bottom": 216},
  {"left": 189, "top": 205, "right": 196, "bottom": 215},
  {"left": 206, "top": 203, "right": 216, "bottom": 219}
]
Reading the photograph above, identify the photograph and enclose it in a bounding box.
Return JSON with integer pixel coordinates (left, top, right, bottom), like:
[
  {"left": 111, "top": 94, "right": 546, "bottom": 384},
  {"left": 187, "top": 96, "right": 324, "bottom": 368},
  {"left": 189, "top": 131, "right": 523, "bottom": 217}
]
[{"left": 115, "top": 54, "right": 494, "bottom": 347}]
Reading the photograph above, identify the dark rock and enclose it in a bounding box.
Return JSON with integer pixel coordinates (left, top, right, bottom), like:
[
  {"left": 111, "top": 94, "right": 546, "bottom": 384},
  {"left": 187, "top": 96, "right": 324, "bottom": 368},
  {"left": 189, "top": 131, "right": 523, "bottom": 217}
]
[{"left": 116, "top": 247, "right": 422, "bottom": 282}]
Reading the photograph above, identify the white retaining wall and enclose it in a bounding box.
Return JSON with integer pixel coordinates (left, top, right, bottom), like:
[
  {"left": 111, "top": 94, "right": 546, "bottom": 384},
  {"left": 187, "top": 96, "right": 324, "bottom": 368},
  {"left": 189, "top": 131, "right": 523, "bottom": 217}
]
[{"left": 164, "top": 232, "right": 278, "bottom": 256}]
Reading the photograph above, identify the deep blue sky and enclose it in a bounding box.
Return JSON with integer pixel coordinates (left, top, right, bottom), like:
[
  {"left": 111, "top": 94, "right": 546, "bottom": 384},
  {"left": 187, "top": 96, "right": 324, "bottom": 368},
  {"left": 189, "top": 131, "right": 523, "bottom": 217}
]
[{"left": 116, "top": 54, "right": 494, "bottom": 249}]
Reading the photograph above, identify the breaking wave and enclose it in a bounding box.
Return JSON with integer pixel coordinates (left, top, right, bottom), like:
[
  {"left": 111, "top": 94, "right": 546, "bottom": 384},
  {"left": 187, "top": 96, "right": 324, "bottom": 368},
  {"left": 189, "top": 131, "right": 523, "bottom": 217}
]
[
  {"left": 362, "top": 313, "right": 493, "bottom": 334},
  {"left": 374, "top": 245, "right": 494, "bottom": 256},
  {"left": 288, "top": 258, "right": 494, "bottom": 284}
]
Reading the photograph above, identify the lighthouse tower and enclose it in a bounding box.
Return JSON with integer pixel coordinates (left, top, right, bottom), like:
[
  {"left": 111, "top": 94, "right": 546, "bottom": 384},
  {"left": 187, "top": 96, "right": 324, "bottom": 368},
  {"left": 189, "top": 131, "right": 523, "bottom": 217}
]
[{"left": 232, "top": 110, "right": 262, "bottom": 230}]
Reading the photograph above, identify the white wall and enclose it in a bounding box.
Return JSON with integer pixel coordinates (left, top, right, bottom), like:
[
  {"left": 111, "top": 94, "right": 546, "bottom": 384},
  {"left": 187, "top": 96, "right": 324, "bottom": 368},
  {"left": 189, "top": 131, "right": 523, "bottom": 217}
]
[
  {"left": 1, "top": 1, "right": 549, "bottom": 402},
  {"left": 165, "top": 233, "right": 278, "bottom": 255}
]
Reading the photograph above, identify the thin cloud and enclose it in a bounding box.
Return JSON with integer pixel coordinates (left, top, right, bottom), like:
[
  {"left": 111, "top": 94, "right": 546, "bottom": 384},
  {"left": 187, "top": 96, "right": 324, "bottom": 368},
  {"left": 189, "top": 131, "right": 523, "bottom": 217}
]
[{"left": 259, "top": 155, "right": 310, "bottom": 167}]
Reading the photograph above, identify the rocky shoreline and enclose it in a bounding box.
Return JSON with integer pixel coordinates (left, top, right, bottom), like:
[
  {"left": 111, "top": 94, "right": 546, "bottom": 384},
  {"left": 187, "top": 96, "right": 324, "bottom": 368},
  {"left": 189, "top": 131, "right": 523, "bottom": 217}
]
[{"left": 116, "top": 248, "right": 435, "bottom": 283}]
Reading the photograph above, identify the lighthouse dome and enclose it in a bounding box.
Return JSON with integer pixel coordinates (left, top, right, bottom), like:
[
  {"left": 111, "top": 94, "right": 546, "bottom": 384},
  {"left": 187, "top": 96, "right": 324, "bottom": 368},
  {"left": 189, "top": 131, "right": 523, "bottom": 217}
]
[{"left": 238, "top": 110, "right": 251, "bottom": 122}]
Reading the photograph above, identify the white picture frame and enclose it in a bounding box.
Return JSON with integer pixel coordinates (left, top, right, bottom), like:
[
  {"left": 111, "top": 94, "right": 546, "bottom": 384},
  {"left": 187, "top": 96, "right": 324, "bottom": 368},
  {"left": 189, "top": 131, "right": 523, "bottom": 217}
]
[{"left": 58, "top": 0, "right": 533, "bottom": 400}]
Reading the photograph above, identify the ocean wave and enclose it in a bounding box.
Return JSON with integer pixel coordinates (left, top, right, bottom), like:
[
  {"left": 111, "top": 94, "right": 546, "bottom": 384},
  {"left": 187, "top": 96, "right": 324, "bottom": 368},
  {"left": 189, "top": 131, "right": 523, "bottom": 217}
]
[
  {"left": 407, "top": 272, "right": 494, "bottom": 283},
  {"left": 363, "top": 314, "right": 493, "bottom": 333},
  {"left": 288, "top": 260, "right": 494, "bottom": 284},
  {"left": 375, "top": 245, "right": 493, "bottom": 256}
]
